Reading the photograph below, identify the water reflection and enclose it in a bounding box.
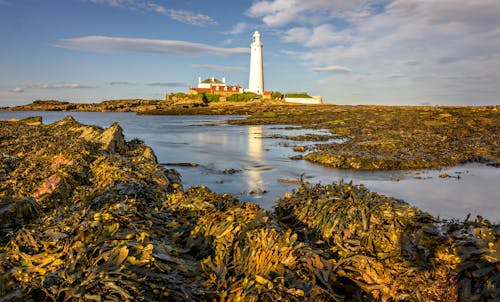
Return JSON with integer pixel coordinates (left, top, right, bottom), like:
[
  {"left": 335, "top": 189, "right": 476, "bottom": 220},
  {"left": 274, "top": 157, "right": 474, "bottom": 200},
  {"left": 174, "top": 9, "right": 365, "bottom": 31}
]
[
  {"left": 246, "top": 126, "right": 264, "bottom": 195},
  {"left": 0, "top": 111, "right": 498, "bottom": 222},
  {"left": 196, "top": 132, "right": 229, "bottom": 147},
  {"left": 248, "top": 126, "right": 263, "bottom": 160}
]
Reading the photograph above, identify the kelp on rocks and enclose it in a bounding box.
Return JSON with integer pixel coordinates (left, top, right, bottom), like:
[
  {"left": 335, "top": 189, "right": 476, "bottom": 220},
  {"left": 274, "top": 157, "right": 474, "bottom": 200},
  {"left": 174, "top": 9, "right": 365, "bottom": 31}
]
[
  {"left": 230, "top": 105, "right": 500, "bottom": 170},
  {"left": 275, "top": 182, "right": 499, "bottom": 301},
  {"left": 0, "top": 117, "right": 498, "bottom": 301}
]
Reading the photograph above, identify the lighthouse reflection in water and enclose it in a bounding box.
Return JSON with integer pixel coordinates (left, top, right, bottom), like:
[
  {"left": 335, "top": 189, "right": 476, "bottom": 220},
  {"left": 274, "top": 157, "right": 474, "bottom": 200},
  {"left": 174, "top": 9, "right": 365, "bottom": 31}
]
[
  {"left": 246, "top": 126, "right": 265, "bottom": 196},
  {"left": 1, "top": 111, "right": 497, "bottom": 221}
]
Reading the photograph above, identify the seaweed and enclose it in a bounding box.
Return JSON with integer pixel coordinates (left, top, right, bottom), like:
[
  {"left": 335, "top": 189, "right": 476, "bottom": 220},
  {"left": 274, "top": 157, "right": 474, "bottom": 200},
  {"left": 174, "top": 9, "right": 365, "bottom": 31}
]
[
  {"left": 0, "top": 117, "right": 498, "bottom": 301},
  {"left": 231, "top": 105, "right": 499, "bottom": 170}
]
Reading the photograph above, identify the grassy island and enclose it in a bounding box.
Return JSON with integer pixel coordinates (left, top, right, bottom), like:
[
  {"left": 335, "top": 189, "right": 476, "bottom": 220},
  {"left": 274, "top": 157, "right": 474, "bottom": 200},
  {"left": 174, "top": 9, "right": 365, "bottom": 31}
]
[{"left": 0, "top": 117, "right": 498, "bottom": 301}]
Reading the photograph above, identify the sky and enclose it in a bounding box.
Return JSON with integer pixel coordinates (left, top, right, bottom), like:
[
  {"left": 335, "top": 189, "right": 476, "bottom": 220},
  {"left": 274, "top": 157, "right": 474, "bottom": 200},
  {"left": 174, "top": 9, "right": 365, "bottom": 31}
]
[{"left": 1, "top": 0, "right": 499, "bottom": 106}]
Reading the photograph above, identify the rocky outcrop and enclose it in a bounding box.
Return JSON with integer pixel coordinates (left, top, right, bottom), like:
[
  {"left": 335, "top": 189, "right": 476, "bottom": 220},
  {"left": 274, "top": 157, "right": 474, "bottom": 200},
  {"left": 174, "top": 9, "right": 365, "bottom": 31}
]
[
  {"left": 0, "top": 116, "right": 498, "bottom": 301},
  {"left": 232, "top": 105, "right": 500, "bottom": 170},
  {"left": 4, "top": 99, "right": 162, "bottom": 112}
]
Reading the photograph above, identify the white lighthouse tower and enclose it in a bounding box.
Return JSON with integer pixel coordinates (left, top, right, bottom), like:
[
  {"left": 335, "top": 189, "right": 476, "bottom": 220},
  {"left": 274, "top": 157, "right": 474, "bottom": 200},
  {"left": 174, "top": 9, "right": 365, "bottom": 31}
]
[{"left": 248, "top": 31, "right": 264, "bottom": 95}]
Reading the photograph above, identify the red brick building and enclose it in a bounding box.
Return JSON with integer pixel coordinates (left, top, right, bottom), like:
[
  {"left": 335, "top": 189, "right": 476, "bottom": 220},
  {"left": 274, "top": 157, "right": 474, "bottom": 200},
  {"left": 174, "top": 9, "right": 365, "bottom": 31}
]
[{"left": 188, "top": 77, "right": 243, "bottom": 97}]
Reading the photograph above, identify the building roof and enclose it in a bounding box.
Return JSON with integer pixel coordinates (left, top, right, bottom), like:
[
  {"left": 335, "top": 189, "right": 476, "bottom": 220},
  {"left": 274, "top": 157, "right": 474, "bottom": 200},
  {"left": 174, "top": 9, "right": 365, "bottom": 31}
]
[
  {"left": 190, "top": 85, "right": 241, "bottom": 92},
  {"left": 200, "top": 78, "right": 224, "bottom": 84}
]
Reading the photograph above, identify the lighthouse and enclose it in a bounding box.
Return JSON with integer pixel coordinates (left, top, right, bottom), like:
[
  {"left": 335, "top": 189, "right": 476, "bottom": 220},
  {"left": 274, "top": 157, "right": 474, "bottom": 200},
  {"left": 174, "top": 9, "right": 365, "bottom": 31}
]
[{"left": 248, "top": 31, "right": 264, "bottom": 95}]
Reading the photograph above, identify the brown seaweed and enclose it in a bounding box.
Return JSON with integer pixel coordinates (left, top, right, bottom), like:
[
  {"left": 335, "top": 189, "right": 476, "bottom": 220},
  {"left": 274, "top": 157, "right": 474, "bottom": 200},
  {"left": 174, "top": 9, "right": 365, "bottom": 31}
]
[{"left": 0, "top": 116, "right": 498, "bottom": 301}]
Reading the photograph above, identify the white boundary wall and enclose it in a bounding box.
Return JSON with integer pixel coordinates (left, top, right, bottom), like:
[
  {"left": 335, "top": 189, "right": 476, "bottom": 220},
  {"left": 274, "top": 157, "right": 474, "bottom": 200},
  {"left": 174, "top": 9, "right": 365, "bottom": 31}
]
[{"left": 284, "top": 96, "right": 323, "bottom": 104}]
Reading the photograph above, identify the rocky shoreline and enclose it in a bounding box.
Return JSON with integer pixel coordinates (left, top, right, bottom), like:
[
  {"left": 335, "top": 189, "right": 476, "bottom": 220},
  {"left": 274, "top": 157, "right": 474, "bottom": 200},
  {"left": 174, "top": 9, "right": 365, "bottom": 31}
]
[
  {"left": 1, "top": 99, "right": 294, "bottom": 115},
  {"left": 3, "top": 100, "right": 498, "bottom": 171},
  {"left": 1, "top": 99, "right": 165, "bottom": 113},
  {"left": 230, "top": 105, "right": 500, "bottom": 170},
  {"left": 0, "top": 117, "right": 498, "bottom": 301}
]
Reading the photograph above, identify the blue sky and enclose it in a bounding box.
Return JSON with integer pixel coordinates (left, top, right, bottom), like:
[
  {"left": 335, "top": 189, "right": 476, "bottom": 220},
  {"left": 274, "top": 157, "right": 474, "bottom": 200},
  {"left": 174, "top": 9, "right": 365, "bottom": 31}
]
[{"left": 1, "top": 0, "right": 499, "bottom": 106}]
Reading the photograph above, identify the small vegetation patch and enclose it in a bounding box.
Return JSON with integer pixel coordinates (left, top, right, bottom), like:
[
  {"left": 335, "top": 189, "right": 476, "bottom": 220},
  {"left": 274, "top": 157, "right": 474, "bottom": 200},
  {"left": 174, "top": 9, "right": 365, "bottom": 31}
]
[
  {"left": 201, "top": 93, "right": 220, "bottom": 103},
  {"left": 262, "top": 111, "right": 277, "bottom": 118},
  {"left": 227, "top": 92, "right": 259, "bottom": 102},
  {"left": 285, "top": 92, "right": 312, "bottom": 98}
]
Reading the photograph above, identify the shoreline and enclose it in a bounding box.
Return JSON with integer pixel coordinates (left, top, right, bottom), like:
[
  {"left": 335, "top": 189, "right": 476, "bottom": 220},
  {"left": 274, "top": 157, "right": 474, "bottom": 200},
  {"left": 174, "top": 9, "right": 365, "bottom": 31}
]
[
  {"left": 0, "top": 116, "right": 498, "bottom": 301},
  {"left": 3, "top": 100, "right": 499, "bottom": 171}
]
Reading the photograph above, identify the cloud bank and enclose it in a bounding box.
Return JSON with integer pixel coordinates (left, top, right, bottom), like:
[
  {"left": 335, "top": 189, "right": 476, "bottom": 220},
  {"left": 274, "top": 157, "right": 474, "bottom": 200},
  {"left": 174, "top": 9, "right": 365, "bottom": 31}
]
[
  {"left": 108, "top": 81, "right": 136, "bottom": 86},
  {"left": 11, "top": 83, "right": 93, "bottom": 93},
  {"left": 248, "top": 0, "right": 500, "bottom": 103},
  {"left": 11, "top": 87, "right": 24, "bottom": 93},
  {"left": 84, "top": 0, "right": 216, "bottom": 26},
  {"left": 247, "top": 0, "right": 371, "bottom": 27},
  {"left": 311, "top": 65, "right": 352, "bottom": 73},
  {"left": 224, "top": 22, "right": 250, "bottom": 35},
  {"left": 55, "top": 36, "right": 249, "bottom": 56}
]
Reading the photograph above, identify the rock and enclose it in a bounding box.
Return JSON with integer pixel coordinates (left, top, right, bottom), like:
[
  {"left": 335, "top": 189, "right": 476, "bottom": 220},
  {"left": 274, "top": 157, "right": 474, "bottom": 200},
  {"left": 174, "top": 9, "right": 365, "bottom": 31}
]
[
  {"left": 14, "top": 116, "right": 43, "bottom": 125},
  {"left": 161, "top": 162, "right": 199, "bottom": 167},
  {"left": 277, "top": 178, "right": 302, "bottom": 184},
  {"left": 0, "top": 117, "right": 497, "bottom": 302},
  {"left": 98, "top": 122, "right": 126, "bottom": 153},
  {"left": 141, "top": 146, "right": 157, "bottom": 162},
  {"left": 292, "top": 146, "right": 307, "bottom": 152},
  {"left": 222, "top": 168, "right": 241, "bottom": 174}
]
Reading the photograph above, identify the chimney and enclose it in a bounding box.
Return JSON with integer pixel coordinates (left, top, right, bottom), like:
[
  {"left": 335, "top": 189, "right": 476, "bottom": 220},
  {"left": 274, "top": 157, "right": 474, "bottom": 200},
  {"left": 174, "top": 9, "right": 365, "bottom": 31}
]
[
  {"left": 198, "top": 76, "right": 201, "bottom": 84},
  {"left": 222, "top": 77, "right": 226, "bottom": 83}
]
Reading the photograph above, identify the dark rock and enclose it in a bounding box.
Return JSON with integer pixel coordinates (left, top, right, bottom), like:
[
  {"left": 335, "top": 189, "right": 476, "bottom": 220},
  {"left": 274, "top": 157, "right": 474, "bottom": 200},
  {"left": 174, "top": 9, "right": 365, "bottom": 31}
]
[{"left": 222, "top": 168, "right": 242, "bottom": 174}]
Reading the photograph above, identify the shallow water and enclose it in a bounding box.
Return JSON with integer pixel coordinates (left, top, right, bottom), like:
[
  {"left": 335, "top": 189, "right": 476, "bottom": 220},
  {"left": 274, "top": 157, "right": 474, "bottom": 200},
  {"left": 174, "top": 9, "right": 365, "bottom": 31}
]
[{"left": 1, "top": 111, "right": 498, "bottom": 222}]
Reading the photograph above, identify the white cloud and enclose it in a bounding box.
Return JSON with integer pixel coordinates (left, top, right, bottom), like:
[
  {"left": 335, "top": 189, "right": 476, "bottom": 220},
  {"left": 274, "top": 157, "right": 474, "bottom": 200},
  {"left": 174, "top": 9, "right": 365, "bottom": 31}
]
[
  {"left": 108, "top": 81, "right": 135, "bottom": 86},
  {"left": 25, "top": 83, "right": 92, "bottom": 89},
  {"left": 84, "top": 0, "right": 216, "bottom": 26},
  {"left": 282, "top": 27, "right": 310, "bottom": 44},
  {"left": 311, "top": 65, "right": 352, "bottom": 73},
  {"left": 85, "top": 0, "right": 127, "bottom": 7},
  {"left": 283, "top": 24, "right": 348, "bottom": 47},
  {"left": 224, "top": 22, "right": 250, "bottom": 35},
  {"left": 273, "top": 1, "right": 500, "bottom": 74},
  {"left": 387, "top": 0, "right": 500, "bottom": 29},
  {"left": 55, "top": 36, "right": 249, "bottom": 56},
  {"left": 11, "top": 83, "right": 92, "bottom": 93},
  {"left": 247, "top": 0, "right": 372, "bottom": 27},
  {"left": 11, "top": 87, "right": 24, "bottom": 93},
  {"left": 249, "top": 0, "right": 500, "bottom": 104},
  {"left": 159, "top": 7, "right": 217, "bottom": 27},
  {"left": 246, "top": 0, "right": 303, "bottom": 27},
  {"left": 147, "top": 82, "right": 187, "bottom": 87},
  {"left": 192, "top": 64, "right": 246, "bottom": 72}
]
